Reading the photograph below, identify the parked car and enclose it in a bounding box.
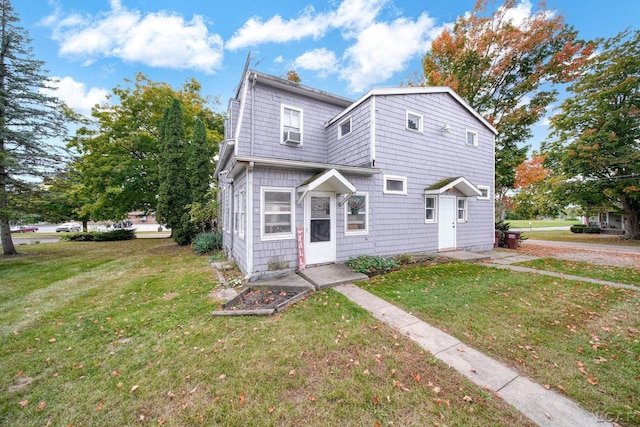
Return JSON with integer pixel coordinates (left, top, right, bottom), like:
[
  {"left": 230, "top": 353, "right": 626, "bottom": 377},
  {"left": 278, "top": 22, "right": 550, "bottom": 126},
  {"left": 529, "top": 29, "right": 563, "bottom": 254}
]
[
  {"left": 56, "top": 223, "right": 81, "bottom": 232},
  {"left": 10, "top": 225, "right": 39, "bottom": 233}
]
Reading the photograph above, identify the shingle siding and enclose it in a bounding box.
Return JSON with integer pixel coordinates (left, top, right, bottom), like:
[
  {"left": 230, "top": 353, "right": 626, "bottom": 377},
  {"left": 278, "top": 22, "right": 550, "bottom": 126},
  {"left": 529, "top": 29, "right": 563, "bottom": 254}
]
[{"left": 217, "top": 70, "right": 495, "bottom": 277}]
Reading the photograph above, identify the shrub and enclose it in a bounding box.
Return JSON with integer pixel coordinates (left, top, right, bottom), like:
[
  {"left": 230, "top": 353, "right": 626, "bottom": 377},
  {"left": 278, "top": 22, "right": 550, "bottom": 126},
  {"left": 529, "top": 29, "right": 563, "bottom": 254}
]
[
  {"left": 59, "top": 229, "right": 136, "bottom": 242},
  {"left": 570, "top": 224, "right": 587, "bottom": 233},
  {"left": 584, "top": 226, "right": 600, "bottom": 234},
  {"left": 346, "top": 255, "right": 399, "bottom": 274},
  {"left": 192, "top": 231, "right": 223, "bottom": 254}
]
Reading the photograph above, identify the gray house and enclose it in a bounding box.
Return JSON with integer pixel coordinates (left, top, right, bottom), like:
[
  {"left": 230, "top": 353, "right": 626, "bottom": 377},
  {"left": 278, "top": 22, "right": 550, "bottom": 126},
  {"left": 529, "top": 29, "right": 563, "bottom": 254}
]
[{"left": 215, "top": 67, "right": 497, "bottom": 279}]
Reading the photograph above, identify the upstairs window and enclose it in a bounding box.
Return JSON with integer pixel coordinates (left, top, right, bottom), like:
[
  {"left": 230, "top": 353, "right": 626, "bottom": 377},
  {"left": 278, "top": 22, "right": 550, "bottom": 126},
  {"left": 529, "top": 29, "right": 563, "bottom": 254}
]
[
  {"left": 281, "top": 105, "right": 303, "bottom": 145},
  {"left": 466, "top": 130, "right": 478, "bottom": 146},
  {"left": 338, "top": 117, "right": 352, "bottom": 139},
  {"left": 406, "top": 111, "right": 422, "bottom": 132}
]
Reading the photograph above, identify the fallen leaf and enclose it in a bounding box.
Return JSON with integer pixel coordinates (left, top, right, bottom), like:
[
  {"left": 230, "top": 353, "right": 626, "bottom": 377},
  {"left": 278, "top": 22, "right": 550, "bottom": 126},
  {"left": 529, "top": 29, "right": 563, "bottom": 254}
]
[
  {"left": 239, "top": 394, "right": 245, "bottom": 406},
  {"left": 96, "top": 402, "right": 103, "bottom": 411},
  {"left": 373, "top": 396, "right": 379, "bottom": 406},
  {"left": 130, "top": 385, "right": 139, "bottom": 393},
  {"left": 36, "top": 401, "right": 46, "bottom": 411},
  {"left": 413, "top": 373, "right": 421, "bottom": 382},
  {"left": 462, "top": 395, "right": 473, "bottom": 402},
  {"left": 393, "top": 380, "right": 411, "bottom": 392},
  {"left": 308, "top": 395, "right": 316, "bottom": 402},
  {"left": 432, "top": 386, "right": 441, "bottom": 394},
  {"left": 19, "top": 400, "right": 28, "bottom": 407},
  {"left": 218, "top": 374, "right": 226, "bottom": 381},
  {"left": 587, "top": 377, "right": 598, "bottom": 385},
  {"left": 268, "top": 406, "right": 275, "bottom": 413},
  {"left": 48, "top": 338, "right": 56, "bottom": 343},
  {"left": 374, "top": 421, "right": 381, "bottom": 427},
  {"left": 389, "top": 369, "right": 396, "bottom": 377},
  {"left": 289, "top": 369, "right": 296, "bottom": 376},
  {"left": 111, "top": 371, "right": 119, "bottom": 376}
]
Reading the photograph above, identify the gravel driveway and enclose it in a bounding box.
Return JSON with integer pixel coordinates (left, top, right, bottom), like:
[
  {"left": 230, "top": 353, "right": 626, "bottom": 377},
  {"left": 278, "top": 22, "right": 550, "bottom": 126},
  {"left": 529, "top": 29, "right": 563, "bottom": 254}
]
[{"left": 518, "top": 239, "right": 640, "bottom": 269}]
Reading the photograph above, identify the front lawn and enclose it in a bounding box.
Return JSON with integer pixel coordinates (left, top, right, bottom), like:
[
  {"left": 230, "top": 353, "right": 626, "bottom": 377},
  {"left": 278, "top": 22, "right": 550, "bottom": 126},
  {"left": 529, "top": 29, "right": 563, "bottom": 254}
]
[
  {"left": 507, "top": 219, "right": 581, "bottom": 229},
  {"left": 362, "top": 262, "right": 640, "bottom": 426},
  {"left": 523, "top": 230, "right": 640, "bottom": 246},
  {"left": 0, "top": 240, "right": 532, "bottom": 427}
]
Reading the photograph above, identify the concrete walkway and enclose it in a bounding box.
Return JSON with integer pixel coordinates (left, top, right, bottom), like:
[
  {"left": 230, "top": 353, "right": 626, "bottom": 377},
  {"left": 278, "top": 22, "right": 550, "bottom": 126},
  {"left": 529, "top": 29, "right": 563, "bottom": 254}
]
[
  {"left": 483, "top": 251, "right": 640, "bottom": 291},
  {"left": 334, "top": 283, "right": 612, "bottom": 427}
]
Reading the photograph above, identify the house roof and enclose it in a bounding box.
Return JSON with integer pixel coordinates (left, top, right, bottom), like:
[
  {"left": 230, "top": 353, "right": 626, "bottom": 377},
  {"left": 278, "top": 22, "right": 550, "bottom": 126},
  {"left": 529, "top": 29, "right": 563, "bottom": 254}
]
[
  {"left": 326, "top": 87, "right": 498, "bottom": 135},
  {"left": 424, "top": 176, "right": 482, "bottom": 197}
]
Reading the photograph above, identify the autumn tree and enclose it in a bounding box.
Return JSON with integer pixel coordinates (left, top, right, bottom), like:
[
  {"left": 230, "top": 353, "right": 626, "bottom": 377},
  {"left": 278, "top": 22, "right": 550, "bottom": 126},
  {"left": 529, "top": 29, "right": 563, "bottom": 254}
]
[
  {"left": 70, "top": 73, "right": 223, "bottom": 222},
  {"left": 421, "top": 0, "right": 594, "bottom": 220},
  {"left": 544, "top": 30, "right": 640, "bottom": 239},
  {"left": 0, "top": 0, "right": 72, "bottom": 255}
]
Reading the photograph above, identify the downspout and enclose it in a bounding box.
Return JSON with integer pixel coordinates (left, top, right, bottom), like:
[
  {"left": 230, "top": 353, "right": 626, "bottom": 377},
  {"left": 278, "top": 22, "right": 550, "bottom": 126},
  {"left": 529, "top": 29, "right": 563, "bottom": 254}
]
[{"left": 245, "top": 161, "right": 254, "bottom": 280}]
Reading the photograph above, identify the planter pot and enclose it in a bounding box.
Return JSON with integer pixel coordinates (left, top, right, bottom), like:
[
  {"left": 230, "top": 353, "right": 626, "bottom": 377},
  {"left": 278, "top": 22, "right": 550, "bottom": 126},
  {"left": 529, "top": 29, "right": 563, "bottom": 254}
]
[{"left": 350, "top": 208, "right": 359, "bottom": 215}]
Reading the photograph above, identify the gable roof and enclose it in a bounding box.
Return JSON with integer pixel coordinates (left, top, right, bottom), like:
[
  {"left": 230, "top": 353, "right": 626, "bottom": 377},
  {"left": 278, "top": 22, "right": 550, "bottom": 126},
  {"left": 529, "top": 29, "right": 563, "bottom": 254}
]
[
  {"left": 424, "top": 176, "right": 482, "bottom": 197},
  {"left": 326, "top": 87, "right": 498, "bottom": 135}
]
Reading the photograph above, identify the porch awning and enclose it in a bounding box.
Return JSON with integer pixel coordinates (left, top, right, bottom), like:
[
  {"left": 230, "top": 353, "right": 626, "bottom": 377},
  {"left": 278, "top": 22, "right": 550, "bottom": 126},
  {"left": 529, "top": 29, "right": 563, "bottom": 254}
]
[
  {"left": 424, "top": 176, "right": 482, "bottom": 197},
  {"left": 296, "top": 169, "right": 356, "bottom": 204}
]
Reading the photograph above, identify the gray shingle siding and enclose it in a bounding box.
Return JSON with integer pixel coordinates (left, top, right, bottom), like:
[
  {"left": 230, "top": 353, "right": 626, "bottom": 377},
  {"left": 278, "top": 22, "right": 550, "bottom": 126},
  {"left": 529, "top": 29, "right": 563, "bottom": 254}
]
[{"left": 217, "top": 70, "right": 495, "bottom": 277}]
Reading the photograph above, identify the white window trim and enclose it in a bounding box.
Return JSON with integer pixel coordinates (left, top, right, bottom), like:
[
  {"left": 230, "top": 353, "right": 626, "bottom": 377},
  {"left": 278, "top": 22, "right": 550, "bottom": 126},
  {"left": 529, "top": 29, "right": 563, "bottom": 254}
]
[
  {"left": 406, "top": 110, "right": 423, "bottom": 132},
  {"left": 260, "top": 187, "right": 295, "bottom": 241},
  {"left": 383, "top": 175, "right": 407, "bottom": 195},
  {"left": 345, "top": 192, "right": 369, "bottom": 236},
  {"left": 238, "top": 189, "right": 246, "bottom": 239},
  {"left": 477, "top": 185, "right": 490, "bottom": 200},
  {"left": 338, "top": 116, "right": 352, "bottom": 139},
  {"left": 457, "top": 198, "right": 468, "bottom": 222},
  {"left": 466, "top": 130, "right": 478, "bottom": 147},
  {"left": 425, "top": 196, "right": 437, "bottom": 223},
  {"left": 233, "top": 191, "right": 239, "bottom": 234},
  {"left": 280, "top": 104, "right": 303, "bottom": 146}
]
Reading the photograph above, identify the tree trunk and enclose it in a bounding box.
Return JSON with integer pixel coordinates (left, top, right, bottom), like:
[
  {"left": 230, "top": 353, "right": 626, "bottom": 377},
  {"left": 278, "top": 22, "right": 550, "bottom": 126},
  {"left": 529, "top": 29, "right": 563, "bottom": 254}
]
[
  {"left": 1, "top": 219, "right": 17, "bottom": 255},
  {"left": 622, "top": 198, "right": 640, "bottom": 240}
]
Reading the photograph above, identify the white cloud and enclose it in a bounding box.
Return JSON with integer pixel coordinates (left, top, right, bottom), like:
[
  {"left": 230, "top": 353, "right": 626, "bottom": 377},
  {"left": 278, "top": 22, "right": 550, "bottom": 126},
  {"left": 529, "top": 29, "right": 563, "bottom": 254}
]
[
  {"left": 45, "top": 4, "right": 223, "bottom": 73},
  {"left": 226, "top": 0, "right": 388, "bottom": 50},
  {"left": 45, "top": 76, "right": 109, "bottom": 117},
  {"left": 340, "top": 14, "right": 439, "bottom": 92},
  {"left": 293, "top": 48, "right": 338, "bottom": 77}
]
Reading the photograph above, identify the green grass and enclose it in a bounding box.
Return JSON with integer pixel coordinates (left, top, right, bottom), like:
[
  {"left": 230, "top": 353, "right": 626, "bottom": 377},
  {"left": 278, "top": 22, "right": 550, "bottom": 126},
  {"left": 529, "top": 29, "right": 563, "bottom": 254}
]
[
  {"left": 362, "top": 262, "right": 640, "bottom": 426},
  {"left": 506, "top": 219, "right": 581, "bottom": 229},
  {"left": 515, "top": 258, "right": 640, "bottom": 286},
  {"left": 0, "top": 240, "right": 532, "bottom": 427}
]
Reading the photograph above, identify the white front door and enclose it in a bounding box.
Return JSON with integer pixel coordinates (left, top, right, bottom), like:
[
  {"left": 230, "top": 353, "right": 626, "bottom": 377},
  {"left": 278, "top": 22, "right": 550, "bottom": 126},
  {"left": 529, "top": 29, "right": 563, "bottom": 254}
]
[
  {"left": 305, "top": 191, "right": 336, "bottom": 265},
  {"left": 438, "top": 195, "right": 457, "bottom": 251}
]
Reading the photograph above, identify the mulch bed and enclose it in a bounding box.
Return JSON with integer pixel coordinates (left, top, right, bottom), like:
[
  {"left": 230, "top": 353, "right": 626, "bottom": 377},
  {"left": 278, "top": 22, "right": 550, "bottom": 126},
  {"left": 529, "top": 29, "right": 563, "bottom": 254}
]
[{"left": 227, "top": 289, "right": 300, "bottom": 310}]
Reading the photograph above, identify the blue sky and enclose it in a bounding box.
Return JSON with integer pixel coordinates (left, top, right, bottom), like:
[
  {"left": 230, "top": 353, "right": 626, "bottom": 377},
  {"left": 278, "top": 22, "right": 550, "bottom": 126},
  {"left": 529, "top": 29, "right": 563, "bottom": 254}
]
[{"left": 13, "top": 0, "right": 640, "bottom": 149}]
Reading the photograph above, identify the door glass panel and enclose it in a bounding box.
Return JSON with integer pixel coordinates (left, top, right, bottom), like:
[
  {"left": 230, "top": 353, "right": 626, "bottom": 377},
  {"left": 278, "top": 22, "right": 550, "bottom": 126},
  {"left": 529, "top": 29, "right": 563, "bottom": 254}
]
[{"left": 310, "top": 196, "right": 331, "bottom": 242}]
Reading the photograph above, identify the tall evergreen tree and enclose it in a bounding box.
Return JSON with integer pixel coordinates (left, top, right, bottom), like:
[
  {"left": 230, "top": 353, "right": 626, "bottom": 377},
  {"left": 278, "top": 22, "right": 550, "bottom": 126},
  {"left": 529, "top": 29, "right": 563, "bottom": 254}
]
[
  {"left": 189, "top": 119, "right": 212, "bottom": 203},
  {"left": 157, "top": 98, "right": 191, "bottom": 242},
  {"left": 0, "top": 0, "right": 70, "bottom": 255}
]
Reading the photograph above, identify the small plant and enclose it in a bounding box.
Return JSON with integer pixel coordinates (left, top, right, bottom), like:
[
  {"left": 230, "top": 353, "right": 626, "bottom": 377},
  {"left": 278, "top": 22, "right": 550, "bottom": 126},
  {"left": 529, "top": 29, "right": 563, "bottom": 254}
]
[
  {"left": 192, "top": 231, "right": 223, "bottom": 254},
  {"left": 348, "top": 198, "right": 366, "bottom": 210},
  {"left": 396, "top": 253, "right": 415, "bottom": 265},
  {"left": 346, "top": 255, "right": 399, "bottom": 274}
]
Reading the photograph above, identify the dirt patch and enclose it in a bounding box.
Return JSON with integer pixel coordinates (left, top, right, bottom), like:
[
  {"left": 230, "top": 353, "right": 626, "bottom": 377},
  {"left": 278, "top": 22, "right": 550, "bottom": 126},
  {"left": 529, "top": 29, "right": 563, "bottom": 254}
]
[{"left": 227, "top": 289, "right": 300, "bottom": 311}]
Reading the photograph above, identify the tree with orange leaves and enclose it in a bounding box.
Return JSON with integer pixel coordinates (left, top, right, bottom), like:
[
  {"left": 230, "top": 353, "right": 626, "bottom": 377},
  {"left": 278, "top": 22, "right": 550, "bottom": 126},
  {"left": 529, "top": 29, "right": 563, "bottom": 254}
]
[
  {"left": 514, "top": 154, "right": 549, "bottom": 189},
  {"left": 422, "top": 0, "right": 594, "bottom": 219}
]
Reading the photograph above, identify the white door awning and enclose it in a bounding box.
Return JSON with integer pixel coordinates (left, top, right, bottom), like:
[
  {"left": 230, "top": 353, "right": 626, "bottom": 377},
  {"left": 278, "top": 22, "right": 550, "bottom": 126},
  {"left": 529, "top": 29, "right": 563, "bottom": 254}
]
[
  {"left": 297, "top": 169, "right": 356, "bottom": 205},
  {"left": 424, "top": 176, "right": 482, "bottom": 197}
]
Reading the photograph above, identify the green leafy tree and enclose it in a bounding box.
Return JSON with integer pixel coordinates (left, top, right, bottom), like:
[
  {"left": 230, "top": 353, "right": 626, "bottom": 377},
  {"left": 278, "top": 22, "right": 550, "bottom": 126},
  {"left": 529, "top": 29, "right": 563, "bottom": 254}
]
[
  {"left": 420, "top": 0, "right": 594, "bottom": 220},
  {"left": 0, "top": 0, "right": 72, "bottom": 255},
  {"left": 70, "top": 73, "right": 223, "bottom": 222},
  {"left": 544, "top": 30, "right": 640, "bottom": 239},
  {"left": 188, "top": 117, "right": 215, "bottom": 232},
  {"left": 157, "top": 98, "right": 191, "bottom": 243},
  {"left": 39, "top": 165, "right": 93, "bottom": 231}
]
